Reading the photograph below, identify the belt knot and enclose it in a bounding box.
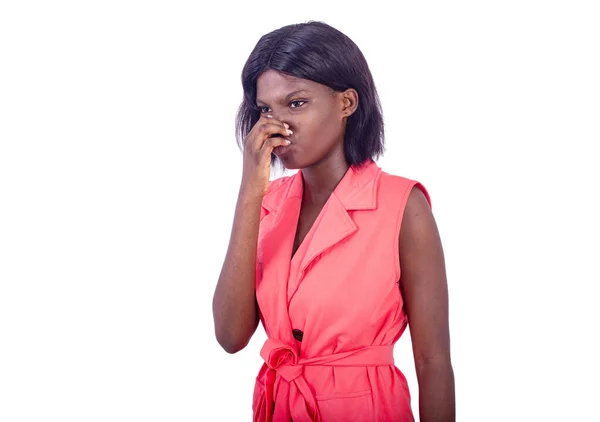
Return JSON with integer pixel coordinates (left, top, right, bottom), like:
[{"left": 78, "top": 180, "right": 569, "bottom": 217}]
[{"left": 261, "top": 338, "right": 303, "bottom": 382}]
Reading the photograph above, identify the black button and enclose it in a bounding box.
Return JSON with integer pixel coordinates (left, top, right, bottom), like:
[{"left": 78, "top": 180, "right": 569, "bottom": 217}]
[{"left": 292, "top": 329, "right": 303, "bottom": 342}]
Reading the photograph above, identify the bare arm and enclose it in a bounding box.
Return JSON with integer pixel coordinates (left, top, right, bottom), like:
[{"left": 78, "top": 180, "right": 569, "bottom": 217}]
[
  {"left": 212, "top": 186, "right": 263, "bottom": 354},
  {"left": 212, "top": 115, "right": 292, "bottom": 354},
  {"left": 399, "top": 186, "right": 455, "bottom": 422}
]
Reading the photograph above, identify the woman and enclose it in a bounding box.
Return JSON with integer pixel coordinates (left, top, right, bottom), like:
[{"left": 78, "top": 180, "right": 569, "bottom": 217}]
[{"left": 212, "top": 21, "right": 455, "bottom": 422}]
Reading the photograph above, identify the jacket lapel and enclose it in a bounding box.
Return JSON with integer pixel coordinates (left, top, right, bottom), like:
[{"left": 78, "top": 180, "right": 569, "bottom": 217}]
[
  {"left": 294, "top": 160, "right": 381, "bottom": 290},
  {"left": 259, "top": 160, "right": 382, "bottom": 318},
  {"left": 257, "top": 172, "right": 303, "bottom": 342}
]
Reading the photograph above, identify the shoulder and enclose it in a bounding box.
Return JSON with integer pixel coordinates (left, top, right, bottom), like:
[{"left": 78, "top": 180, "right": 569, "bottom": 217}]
[
  {"left": 378, "top": 170, "right": 432, "bottom": 209},
  {"left": 263, "top": 174, "right": 294, "bottom": 203},
  {"left": 399, "top": 180, "right": 438, "bottom": 253},
  {"left": 375, "top": 168, "right": 435, "bottom": 246},
  {"left": 260, "top": 174, "right": 294, "bottom": 218},
  {"left": 266, "top": 175, "right": 292, "bottom": 194}
]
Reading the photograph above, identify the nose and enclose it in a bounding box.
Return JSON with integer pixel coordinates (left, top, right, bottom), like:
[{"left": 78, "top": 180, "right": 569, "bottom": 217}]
[{"left": 268, "top": 108, "right": 291, "bottom": 127}]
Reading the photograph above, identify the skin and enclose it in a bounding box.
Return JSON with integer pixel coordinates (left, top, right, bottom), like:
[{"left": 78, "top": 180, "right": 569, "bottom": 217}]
[
  {"left": 400, "top": 188, "right": 456, "bottom": 421},
  {"left": 255, "top": 69, "right": 358, "bottom": 256},
  {"left": 256, "top": 69, "right": 355, "bottom": 206},
  {"left": 213, "top": 68, "right": 455, "bottom": 421}
]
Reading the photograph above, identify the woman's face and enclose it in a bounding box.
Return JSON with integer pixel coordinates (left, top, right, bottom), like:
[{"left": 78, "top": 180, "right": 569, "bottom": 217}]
[{"left": 256, "top": 69, "right": 351, "bottom": 170}]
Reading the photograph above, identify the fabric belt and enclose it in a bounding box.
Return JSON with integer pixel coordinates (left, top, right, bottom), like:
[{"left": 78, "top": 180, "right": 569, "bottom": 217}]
[{"left": 257, "top": 338, "right": 395, "bottom": 422}]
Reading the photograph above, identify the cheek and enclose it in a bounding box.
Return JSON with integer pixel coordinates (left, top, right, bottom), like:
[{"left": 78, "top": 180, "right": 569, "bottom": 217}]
[
  {"left": 307, "top": 110, "right": 337, "bottom": 134},
  {"left": 294, "top": 107, "right": 340, "bottom": 143},
  {"left": 316, "top": 116, "right": 343, "bottom": 142}
]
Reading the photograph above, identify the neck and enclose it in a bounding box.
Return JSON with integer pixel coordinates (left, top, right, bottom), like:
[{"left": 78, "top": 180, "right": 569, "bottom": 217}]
[{"left": 300, "top": 155, "right": 349, "bottom": 205}]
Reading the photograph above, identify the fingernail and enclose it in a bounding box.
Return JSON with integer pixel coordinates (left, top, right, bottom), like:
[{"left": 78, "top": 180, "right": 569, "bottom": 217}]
[
  {"left": 267, "top": 114, "right": 273, "bottom": 118},
  {"left": 286, "top": 129, "right": 293, "bottom": 135},
  {"left": 283, "top": 122, "right": 289, "bottom": 129},
  {"left": 285, "top": 140, "right": 291, "bottom": 144}
]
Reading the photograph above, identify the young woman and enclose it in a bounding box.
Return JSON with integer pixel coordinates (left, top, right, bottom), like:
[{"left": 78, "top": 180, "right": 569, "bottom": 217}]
[{"left": 213, "top": 21, "right": 455, "bottom": 422}]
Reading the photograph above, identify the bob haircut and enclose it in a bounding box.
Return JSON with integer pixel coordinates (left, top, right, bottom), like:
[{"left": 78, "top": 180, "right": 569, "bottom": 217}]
[{"left": 235, "top": 21, "right": 385, "bottom": 172}]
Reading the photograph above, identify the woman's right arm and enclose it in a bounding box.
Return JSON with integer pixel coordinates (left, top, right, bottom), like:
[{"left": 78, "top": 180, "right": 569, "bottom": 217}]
[{"left": 212, "top": 116, "right": 292, "bottom": 354}]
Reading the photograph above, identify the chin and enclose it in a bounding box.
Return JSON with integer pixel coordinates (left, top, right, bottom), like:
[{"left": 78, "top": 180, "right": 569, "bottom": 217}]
[
  {"left": 279, "top": 159, "right": 301, "bottom": 170},
  {"left": 273, "top": 149, "right": 301, "bottom": 170}
]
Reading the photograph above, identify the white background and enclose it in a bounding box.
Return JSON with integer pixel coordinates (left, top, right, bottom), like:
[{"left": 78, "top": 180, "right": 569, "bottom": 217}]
[{"left": 1, "top": 1, "right": 599, "bottom": 421}]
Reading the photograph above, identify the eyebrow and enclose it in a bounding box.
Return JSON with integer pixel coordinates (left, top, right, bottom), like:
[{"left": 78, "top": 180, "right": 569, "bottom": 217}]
[{"left": 256, "top": 89, "right": 311, "bottom": 105}]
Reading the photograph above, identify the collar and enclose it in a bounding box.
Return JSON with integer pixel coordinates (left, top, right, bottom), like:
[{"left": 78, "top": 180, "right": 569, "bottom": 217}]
[{"left": 261, "top": 159, "right": 381, "bottom": 214}]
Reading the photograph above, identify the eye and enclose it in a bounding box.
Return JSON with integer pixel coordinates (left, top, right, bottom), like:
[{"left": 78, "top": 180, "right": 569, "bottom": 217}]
[
  {"left": 259, "top": 106, "right": 270, "bottom": 114},
  {"left": 290, "top": 100, "right": 306, "bottom": 109}
]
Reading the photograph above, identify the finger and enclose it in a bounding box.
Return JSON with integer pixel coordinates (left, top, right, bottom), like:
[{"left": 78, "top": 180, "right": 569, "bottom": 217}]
[
  {"left": 266, "top": 116, "right": 290, "bottom": 131},
  {"left": 245, "top": 120, "right": 284, "bottom": 149},
  {"left": 243, "top": 115, "right": 278, "bottom": 148},
  {"left": 262, "top": 136, "right": 291, "bottom": 152},
  {"left": 253, "top": 122, "right": 292, "bottom": 148},
  {"left": 262, "top": 114, "right": 290, "bottom": 131}
]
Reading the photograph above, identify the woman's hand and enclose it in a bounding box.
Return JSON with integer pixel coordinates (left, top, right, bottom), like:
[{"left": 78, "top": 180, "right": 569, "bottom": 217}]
[{"left": 240, "top": 115, "right": 292, "bottom": 197}]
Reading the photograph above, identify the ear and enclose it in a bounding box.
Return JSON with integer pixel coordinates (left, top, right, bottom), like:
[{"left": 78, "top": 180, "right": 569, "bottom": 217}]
[{"left": 339, "top": 88, "right": 359, "bottom": 118}]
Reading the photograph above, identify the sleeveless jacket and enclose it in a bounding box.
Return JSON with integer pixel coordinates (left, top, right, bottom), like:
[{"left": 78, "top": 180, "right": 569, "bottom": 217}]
[{"left": 252, "top": 159, "right": 431, "bottom": 422}]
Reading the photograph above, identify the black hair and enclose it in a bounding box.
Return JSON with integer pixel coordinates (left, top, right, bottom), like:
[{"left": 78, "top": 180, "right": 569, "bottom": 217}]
[{"left": 235, "top": 21, "right": 385, "bottom": 171}]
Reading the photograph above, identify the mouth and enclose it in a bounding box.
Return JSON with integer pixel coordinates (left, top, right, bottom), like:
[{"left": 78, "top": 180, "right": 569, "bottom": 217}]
[
  {"left": 270, "top": 133, "right": 294, "bottom": 154},
  {"left": 273, "top": 142, "right": 293, "bottom": 156}
]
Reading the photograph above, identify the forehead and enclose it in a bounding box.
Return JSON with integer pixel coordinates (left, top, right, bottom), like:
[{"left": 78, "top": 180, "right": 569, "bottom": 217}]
[{"left": 256, "top": 69, "right": 324, "bottom": 104}]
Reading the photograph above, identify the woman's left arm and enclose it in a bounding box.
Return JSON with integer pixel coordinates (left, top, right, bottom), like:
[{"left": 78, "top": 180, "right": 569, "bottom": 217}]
[{"left": 399, "top": 185, "right": 455, "bottom": 422}]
